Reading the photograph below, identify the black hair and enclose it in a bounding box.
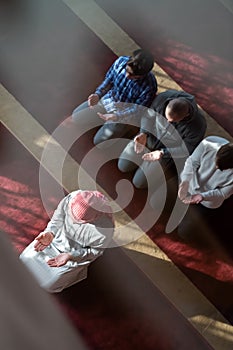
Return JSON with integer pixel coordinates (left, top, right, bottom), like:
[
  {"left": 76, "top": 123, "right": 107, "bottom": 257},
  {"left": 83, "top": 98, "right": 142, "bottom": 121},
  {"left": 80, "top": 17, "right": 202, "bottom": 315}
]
[
  {"left": 216, "top": 143, "right": 233, "bottom": 170},
  {"left": 127, "top": 49, "right": 154, "bottom": 76},
  {"left": 167, "top": 98, "right": 190, "bottom": 120}
]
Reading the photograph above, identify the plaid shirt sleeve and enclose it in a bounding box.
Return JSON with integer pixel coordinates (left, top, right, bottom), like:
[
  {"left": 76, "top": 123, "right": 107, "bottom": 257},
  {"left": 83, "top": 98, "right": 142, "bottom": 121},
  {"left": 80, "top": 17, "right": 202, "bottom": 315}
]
[{"left": 95, "top": 57, "right": 123, "bottom": 98}]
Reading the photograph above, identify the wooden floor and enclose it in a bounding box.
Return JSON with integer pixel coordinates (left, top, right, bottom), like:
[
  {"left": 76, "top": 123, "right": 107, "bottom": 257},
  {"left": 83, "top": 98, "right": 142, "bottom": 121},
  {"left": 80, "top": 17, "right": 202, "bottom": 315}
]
[{"left": 1, "top": 1, "right": 233, "bottom": 349}]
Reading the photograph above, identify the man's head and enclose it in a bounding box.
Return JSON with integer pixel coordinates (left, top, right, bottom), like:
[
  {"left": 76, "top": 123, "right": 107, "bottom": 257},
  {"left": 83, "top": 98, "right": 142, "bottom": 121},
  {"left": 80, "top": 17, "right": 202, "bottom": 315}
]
[
  {"left": 126, "top": 49, "right": 154, "bottom": 79},
  {"left": 70, "top": 191, "right": 112, "bottom": 223},
  {"left": 165, "top": 98, "right": 190, "bottom": 122},
  {"left": 215, "top": 143, "right": 233, "bottom": 170}
]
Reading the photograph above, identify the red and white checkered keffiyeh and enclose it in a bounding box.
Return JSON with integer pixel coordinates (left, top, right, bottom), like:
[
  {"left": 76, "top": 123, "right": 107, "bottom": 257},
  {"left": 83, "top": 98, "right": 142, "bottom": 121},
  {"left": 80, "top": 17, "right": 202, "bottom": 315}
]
[{"left": 70, "top": 191, "right": 112, "bottom": 223}]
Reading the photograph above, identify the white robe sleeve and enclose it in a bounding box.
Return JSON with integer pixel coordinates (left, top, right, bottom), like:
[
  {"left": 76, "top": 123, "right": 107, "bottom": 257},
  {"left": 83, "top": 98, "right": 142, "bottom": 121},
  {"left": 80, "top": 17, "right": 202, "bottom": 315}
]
[
  {"left": 71, "top": 218, "right": 114, "bottom": 263},
  {"left": 42, "top": 196, "right": 68, "bottom": 236}
]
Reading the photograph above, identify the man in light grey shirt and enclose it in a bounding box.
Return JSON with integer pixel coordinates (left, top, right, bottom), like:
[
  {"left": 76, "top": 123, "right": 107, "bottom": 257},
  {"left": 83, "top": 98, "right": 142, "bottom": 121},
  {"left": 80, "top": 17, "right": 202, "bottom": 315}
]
[{"left": 177, "top": 136, "right": 233, "bottom": 240}]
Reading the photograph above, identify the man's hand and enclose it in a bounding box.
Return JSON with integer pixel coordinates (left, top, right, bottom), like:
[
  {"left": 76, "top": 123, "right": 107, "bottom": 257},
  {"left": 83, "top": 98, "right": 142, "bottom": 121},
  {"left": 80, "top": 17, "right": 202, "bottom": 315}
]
[
  {"left": 47, "top": 253, "right": 71, "bottom": 267},
  {"left": 34, "top": 232, "right": 54, "bottom": 252},
  {"left": 134, "top": 133, "right": 147, "bottom": 154},
  {"left": 178, "top": 181, "right": 189, "bottom": 201},
  {"left": 88, "top": 94, "right": 99, "bottom": 108},
  {"left": 97, "top": 112, "right": 117, "bottom": 121},
  {"left": 182, "top": 194, "right": 203, "bottom": 204},
  {"left": 142, "top": 150, "right": 163, "bottom": 161}
]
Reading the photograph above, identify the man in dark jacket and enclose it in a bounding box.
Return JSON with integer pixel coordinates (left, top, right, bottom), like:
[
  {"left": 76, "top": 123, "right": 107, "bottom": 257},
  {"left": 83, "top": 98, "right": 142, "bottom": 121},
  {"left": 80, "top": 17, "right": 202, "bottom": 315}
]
[{"left": 118, "top": 89, "right": 207, "bottom": 190}]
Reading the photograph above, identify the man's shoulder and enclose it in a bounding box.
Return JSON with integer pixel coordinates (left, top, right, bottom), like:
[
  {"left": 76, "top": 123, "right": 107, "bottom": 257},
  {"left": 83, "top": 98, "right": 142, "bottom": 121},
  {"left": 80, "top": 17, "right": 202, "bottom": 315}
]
[
  {"left": 84, "top": 216, "right": 114, "bottom": 248},
  {"left": 191, "top": 136, "right": 229, "bottom": 159},
  {"left": 118, "top": 55, "right": 129, "bottom": 60},
  {"left": 146, "top": 71, "right": 158, "bottom": 85},
  {"left": 151, "top": 89, "right": 195, "bottom": 110},
  {"left": 114, "top": 56, "right": 129, "bottom": 66},
  {"left": 179, "top": 107, "right": 207, "bottom": 136},
  {"left": 202, "top": 136, "right": 229, "bottom": 150}
]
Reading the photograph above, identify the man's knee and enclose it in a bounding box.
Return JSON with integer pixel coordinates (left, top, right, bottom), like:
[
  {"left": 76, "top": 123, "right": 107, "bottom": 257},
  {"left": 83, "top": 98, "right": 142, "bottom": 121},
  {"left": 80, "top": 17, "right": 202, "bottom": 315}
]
[
  {"left": 93, "top": 126, "right": 114, "bottom": 148},
  {"left": 132, "top": 171, "right": 148, "bottom": 189},
  {"left": 118, "top": 158, "right": 137, "bottom": 173},
  {"left": 118, "top": 141, "right": 139, "bottom": 171},
  {"left": 71, "top": 101, "right": 89, "bottom": 122}
]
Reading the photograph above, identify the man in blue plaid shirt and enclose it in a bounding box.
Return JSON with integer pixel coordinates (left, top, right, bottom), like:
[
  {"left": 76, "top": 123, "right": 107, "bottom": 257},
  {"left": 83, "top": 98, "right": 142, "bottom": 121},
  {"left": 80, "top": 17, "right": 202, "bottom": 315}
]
[{"left": 72, "top": 49, "right": 157, "bottom": 148}]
